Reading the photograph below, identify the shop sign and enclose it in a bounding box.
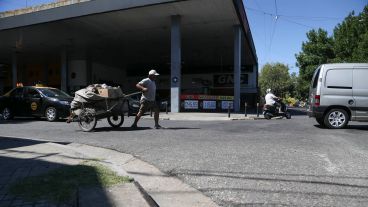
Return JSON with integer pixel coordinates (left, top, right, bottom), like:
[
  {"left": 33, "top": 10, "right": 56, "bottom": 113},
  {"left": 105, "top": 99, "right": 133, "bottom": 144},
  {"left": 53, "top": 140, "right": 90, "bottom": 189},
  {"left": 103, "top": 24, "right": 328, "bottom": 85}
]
[
  {"left": 217, "top": 96, "right": 234, "bottom": 101},
  {"left": 184, "top": 100, "right": 198, "bottom": 109},
  {"left": 198, "top": 95, "right": 217, "bottom": 100},
  {"left": 221, "top": 101, "right": 233, "bottom": 110},
  {"left": 213, "top": 74, "right": 248, "bottom": 87},
  {"left": 203, "top": 101, "right": 216, "bottom": 109},
  {"left": 181, "top": 94, "right": 234, "bottom": 101}
]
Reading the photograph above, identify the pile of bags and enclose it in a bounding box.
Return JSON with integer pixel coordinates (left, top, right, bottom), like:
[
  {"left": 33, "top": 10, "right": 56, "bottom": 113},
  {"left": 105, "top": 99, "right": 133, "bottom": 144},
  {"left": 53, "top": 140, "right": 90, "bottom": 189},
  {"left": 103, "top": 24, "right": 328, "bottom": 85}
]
[{"left": 71, "top": 84, "right": 124, "bottom": 112}]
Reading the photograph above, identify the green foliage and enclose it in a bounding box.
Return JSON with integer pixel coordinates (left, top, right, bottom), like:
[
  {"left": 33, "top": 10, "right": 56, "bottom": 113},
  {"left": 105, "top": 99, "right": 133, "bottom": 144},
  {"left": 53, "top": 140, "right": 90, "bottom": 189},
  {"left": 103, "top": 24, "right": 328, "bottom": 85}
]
[
  {"left": 334, "top": 6, "right": 368, "bottom": 62},
  {"left": 295, "top": 5, "right": 368, "bottom": 98},
  {"left": 285, "top": 97, "right": 297, "bottom": 106},
  {"left": 259, "top": 63, "right": 292, "bottom": 97},
  {"left": 295, "top": 29, "right": 335, "bottom": 98}
]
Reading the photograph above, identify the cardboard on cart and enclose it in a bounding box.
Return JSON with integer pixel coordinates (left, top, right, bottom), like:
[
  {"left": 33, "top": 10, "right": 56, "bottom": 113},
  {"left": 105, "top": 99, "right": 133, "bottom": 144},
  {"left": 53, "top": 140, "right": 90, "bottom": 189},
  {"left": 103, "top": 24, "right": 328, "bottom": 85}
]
[{"left": 98, "top": 87, "right": 124, "bottom": 98}]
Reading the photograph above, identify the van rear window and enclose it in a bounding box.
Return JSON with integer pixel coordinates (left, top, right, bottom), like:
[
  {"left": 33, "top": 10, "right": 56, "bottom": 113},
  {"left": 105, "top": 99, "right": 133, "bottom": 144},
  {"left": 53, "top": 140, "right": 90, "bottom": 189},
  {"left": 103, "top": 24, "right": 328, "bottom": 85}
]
[
  {"left": 312, "top": 69, "right": 320, "bottom": 88},
  {"left": 325, "top": 69, "right": 352, "bottom": 89}
]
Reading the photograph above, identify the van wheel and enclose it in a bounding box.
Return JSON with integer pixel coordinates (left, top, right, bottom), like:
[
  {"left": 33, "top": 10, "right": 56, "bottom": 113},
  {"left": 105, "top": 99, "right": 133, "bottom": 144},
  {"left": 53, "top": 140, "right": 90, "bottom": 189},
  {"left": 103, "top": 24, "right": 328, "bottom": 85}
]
[
  {"left": 324, "top": 109, "right": 349, "bottom": 129},
  {"left": 316, "top": 118, "right": 325, "bottom": 127}
]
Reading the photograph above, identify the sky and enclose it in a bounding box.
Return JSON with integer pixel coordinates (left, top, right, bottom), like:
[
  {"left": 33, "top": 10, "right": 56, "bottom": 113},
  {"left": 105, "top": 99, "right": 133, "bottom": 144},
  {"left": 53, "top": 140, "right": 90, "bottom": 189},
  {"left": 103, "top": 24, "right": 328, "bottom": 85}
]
[
  {"left": 243, "top": 0, "right": 368, "bottom": 74},
  {"left": 0, "top": 0, "right": 56, "bottom": 11},
  {"left": 0, "top": 0, "right": 367, "bottom": 74}
]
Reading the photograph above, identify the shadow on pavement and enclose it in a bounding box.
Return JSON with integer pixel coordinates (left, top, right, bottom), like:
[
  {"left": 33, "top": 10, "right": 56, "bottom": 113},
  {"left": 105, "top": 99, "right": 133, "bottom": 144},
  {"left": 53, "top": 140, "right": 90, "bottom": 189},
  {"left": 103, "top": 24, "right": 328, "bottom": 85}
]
[
  {"left": 92, "top": 126, "right": 201, "bottom": 132},
  {"left": 313, "top": 124, "right": 325, "bottom": 129},
  {"left": 0, "top": 137, "right": 113, "bottom": 207},
  {"left": 93, "top": 127, "right": 152, "bottom": 132},
  {"left": 314, "top": 124, "right": 368, "bottom": 131},
  {"left": 288, "top": 107, "right": 307, "bottom": 116},
  {"left": 0, "top": 118, "right": 37, "bottom": 124},
  {"left": 0, "top": 137, "right": 70, "bottom": 150},
  {"left": 346, "top": 125, "right": 368, "bottom": 131},
  {"left": 162, "top": 127, "right": 200, "bottom": 130}
]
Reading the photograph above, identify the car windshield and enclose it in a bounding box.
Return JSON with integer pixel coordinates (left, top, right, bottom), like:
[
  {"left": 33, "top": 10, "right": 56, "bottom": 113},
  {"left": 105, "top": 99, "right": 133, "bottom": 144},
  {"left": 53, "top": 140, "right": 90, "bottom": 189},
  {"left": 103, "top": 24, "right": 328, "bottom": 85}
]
[{"left": 38, "top": 88, "right": 71, "bottom": 98}]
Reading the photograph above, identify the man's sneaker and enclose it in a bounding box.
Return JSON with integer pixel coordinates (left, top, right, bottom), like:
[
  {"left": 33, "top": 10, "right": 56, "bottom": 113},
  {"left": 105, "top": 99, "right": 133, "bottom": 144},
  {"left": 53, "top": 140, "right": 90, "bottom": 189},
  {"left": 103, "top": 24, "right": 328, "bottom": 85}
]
[{"left": 154, "top": 125, "right": 162, "bottom": 129}]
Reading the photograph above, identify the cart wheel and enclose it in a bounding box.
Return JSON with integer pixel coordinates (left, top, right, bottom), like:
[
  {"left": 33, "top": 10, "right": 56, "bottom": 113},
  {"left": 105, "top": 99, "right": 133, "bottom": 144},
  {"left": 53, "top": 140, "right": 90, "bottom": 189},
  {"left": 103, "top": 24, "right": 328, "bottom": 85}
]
[
  {"left": 107, "top": 115, "right": 124, "bottom": 128},
  {"left": 78, "top": 108, "right": 97, "bottom": 132}
]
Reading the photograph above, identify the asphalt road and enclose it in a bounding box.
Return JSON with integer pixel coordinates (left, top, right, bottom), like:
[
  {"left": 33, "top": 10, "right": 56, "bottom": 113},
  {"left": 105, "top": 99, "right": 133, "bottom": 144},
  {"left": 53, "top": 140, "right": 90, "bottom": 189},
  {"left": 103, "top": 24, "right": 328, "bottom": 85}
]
[{"left": 1, "top": 115, "right": 368, "bottom": 206}]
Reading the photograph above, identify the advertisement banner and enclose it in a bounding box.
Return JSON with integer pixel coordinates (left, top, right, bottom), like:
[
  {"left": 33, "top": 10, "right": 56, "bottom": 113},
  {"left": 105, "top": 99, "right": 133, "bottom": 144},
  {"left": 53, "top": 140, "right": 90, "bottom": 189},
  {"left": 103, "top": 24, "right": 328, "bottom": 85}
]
[
  {"left": 184, "top": 100, "right": 199, "bottom": 109},
  {"left": 203, "top": 101, "right": 217, "bottom": 109},
  {"left": 221, "top": 101, "right": 234, "bottom": 110}
]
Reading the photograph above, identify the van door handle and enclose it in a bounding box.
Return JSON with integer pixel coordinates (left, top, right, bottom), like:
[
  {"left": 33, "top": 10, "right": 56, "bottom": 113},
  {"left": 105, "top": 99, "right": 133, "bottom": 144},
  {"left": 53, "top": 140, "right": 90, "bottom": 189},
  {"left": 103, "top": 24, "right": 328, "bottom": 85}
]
[{"left": 348, "top": 100, "right": 354, "bottom": 105}]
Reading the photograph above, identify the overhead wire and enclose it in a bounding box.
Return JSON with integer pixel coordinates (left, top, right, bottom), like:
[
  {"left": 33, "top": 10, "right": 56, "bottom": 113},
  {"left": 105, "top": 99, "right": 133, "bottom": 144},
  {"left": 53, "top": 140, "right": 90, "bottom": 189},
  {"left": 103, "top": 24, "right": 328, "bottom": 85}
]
[
  {"left": 280, "top": 17, "right": 315, "bottom": 29},
  {"left": 245, "top": 6, "right": 343, "bottom": 22},
  {"left": 266, "top": 0, "right": 278, "bottom": 61}
]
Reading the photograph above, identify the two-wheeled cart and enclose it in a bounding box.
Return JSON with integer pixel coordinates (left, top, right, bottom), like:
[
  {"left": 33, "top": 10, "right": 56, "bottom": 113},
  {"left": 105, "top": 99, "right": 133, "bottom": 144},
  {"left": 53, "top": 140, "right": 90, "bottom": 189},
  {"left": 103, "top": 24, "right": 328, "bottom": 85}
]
[
  {"left": 75, "top": 96, "right": 129, "bottom": 132},
  {"left": 69, "top": 85, "right": 141, "bottom": 132}
]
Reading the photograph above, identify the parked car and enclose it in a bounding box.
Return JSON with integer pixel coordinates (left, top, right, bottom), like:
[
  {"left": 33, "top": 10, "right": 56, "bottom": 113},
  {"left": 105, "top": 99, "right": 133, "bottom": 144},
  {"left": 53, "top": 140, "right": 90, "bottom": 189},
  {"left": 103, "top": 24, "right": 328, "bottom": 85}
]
[
  {"left": 0, "top": 85, "right": 72, "bottom": 121},
  {"left": 307, "top": 63, "right": 368, "bottom": 129},
  {"left": 126, "top": 93, "right": 141, "bottom": 115},
  {"left": 125, "top": 93, "right": 170, "bottom": 115}
]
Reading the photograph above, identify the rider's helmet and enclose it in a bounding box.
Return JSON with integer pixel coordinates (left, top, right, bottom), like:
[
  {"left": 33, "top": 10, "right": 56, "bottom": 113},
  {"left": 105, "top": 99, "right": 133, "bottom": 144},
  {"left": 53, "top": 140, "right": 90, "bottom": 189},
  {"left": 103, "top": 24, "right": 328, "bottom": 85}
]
[{"left": 266, "top": 88, "right": 272, "bottom": 94}]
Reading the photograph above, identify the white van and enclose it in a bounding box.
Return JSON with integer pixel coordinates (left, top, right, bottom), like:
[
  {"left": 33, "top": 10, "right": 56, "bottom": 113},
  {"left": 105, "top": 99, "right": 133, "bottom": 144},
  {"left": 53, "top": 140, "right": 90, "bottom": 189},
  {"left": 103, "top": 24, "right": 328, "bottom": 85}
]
[{"left": 307, "top": 63, "right": 368, "bottom": 129}]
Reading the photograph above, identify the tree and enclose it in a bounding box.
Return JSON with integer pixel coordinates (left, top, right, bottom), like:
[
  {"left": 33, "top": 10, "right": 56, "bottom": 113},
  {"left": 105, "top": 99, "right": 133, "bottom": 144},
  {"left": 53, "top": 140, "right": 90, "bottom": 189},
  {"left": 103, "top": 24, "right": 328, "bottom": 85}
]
[
  {"left": 334, "top": 6, "right": 368, "bottom": 62},
  {"left": 259, "top": 63, "right": 292, "bottom": 98},
  {"left": 295, "top": 29, "right": 335, "bottom": 98},
  {"left": 294, "top": 5, "right": 368, "bottom": 99}
]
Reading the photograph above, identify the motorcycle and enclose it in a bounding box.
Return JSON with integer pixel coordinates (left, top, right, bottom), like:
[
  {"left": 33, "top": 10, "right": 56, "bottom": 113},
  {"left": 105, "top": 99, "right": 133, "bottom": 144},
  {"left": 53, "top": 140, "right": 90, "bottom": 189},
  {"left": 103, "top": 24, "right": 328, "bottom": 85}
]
[{"left": 263, "top": 98, "right": 291, "bottom": 120}]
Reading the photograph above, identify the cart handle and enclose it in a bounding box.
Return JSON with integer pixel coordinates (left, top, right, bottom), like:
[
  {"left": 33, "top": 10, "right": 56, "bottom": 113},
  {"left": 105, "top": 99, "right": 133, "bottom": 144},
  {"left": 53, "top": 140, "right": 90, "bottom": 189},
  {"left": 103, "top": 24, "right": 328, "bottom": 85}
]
[{"left": 123, "top": 91, "right": 142, "bottom": 98}]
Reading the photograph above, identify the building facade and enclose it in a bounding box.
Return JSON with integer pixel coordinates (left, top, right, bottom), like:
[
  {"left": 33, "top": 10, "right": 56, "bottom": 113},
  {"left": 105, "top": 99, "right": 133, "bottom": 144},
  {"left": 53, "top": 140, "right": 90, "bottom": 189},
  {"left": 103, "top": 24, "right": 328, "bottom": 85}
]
[{"left": 0, "top": 0, "right": 258, "bottom": 112}]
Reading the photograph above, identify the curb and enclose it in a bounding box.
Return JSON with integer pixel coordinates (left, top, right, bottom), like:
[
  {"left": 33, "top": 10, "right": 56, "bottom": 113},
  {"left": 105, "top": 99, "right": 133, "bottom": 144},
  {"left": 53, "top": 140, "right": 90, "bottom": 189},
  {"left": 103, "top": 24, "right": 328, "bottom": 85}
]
[
  {"left": 134, "top": 181, "right": 160, "bottom": 207},
  {"left": 143, "top": 116, "right": 265, "bottom": 121}
]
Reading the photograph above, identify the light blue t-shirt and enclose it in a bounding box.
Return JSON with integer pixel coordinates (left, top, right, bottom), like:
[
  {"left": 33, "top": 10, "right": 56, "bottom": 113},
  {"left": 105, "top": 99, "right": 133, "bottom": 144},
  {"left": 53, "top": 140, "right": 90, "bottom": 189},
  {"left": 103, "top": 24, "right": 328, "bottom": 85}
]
[{"left": 139, "top": 78, "right": 156, "bottom": 101}]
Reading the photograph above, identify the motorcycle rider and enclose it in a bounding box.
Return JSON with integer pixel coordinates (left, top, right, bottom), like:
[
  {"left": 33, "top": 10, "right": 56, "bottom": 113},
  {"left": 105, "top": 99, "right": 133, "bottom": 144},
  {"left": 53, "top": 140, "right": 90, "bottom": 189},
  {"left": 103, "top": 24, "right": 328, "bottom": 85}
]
[{"left": 265, "top": 88, "right": 283, "bottom": 112}]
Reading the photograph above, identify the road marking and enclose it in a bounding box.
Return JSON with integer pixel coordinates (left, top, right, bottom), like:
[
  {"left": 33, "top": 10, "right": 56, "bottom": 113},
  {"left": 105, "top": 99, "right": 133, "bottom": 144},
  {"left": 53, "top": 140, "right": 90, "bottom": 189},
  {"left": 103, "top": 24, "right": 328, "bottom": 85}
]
[{"left": 316, "top": 153, "right": 338, "bottom": 174}]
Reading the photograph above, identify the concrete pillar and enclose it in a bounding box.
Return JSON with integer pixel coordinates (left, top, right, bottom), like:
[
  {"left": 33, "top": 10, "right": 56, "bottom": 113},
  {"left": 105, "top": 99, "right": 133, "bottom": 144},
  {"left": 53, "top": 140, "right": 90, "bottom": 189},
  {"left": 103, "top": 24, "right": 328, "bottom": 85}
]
[
  {"left": 170, "top": 15, "right": 181, "bottom": 113},
  {"left": 12, "top": 52, "right": 17, "bottom": 88},
  {"left": 253, "top": 65, "right": 258, "bottom": 88},
  {"left": 233, "top": 25, "right": 242, "bottom": 112},
  {"left": 61, "top": 48, "right": 68, "bottom": 92}
]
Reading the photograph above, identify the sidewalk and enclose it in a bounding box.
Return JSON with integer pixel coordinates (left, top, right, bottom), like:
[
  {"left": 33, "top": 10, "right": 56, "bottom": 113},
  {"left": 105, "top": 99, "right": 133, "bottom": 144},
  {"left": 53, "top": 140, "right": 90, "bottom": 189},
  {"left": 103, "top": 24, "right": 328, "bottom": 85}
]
[
  {"left": 142, "top": 112, "right": 264, "bottom": 121},
  {"left": 0, "top": 136, "right": 219, "bottom": 207}
]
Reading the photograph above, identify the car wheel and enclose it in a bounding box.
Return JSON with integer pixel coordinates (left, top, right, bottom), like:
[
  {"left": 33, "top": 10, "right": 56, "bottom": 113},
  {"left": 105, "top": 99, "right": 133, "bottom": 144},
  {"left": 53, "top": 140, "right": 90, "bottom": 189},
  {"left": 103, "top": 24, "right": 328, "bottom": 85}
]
[
  {"left": 316, "top": 117, "right": 325, "bottom": 127},
  {"left": 2, "top": 107, "right": 13, "bottom": 120},
  {"left": 324, "top": 109, "right": 349, "bottom": 129},
  {"left": 45, "top": 107, "right": 58, "bottom": 122}
]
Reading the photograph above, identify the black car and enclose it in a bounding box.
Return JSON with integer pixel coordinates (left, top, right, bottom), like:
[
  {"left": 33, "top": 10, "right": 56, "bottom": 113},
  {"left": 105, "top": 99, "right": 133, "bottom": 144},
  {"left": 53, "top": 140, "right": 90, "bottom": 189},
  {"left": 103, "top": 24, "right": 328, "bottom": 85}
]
[
  {"left": 0, "top": 86, "right": 72, "bottom": 121},
  {"left": 126, "top": 93, "right": 170, "bottom": 115}
]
